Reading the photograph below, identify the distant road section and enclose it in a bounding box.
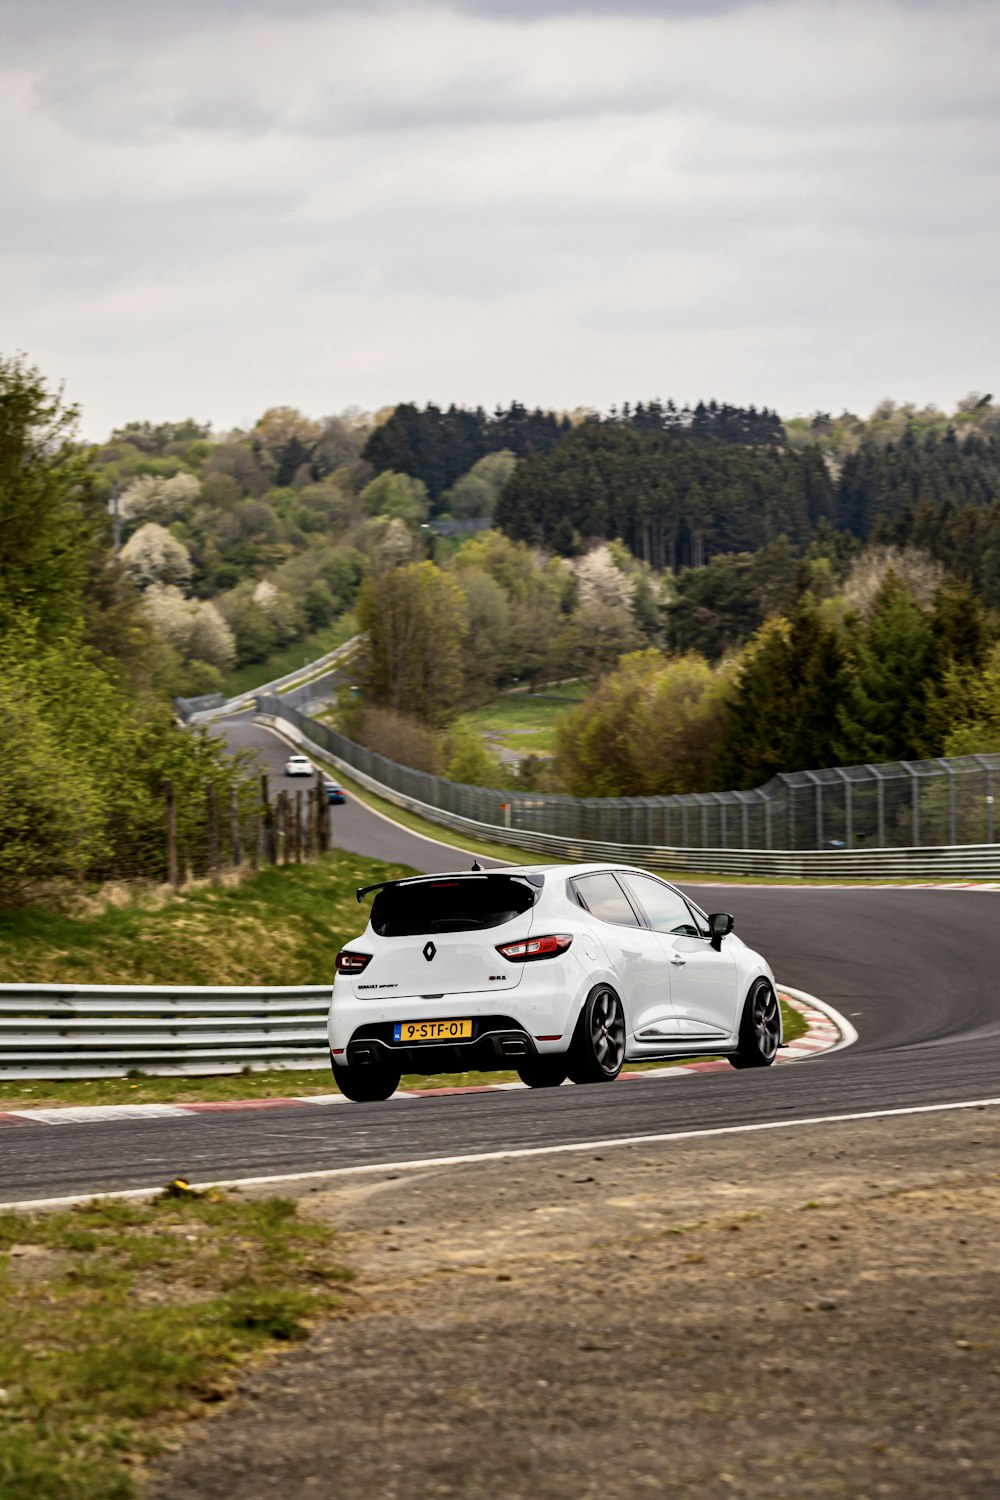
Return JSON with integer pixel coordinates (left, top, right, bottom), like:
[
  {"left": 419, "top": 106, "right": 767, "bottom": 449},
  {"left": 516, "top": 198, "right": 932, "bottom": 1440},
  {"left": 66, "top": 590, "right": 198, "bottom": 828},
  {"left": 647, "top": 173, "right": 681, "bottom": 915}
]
[{"left": 213, "top": 714, "right": 503, "bottom": 874}]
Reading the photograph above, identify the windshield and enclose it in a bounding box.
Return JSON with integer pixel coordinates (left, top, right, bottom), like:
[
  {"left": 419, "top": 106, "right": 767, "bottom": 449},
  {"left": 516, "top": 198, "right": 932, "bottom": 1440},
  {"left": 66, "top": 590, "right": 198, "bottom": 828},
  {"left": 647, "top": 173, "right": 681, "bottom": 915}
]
[{"left": 370, "top": 876, "right": 538, "bottom": 937}]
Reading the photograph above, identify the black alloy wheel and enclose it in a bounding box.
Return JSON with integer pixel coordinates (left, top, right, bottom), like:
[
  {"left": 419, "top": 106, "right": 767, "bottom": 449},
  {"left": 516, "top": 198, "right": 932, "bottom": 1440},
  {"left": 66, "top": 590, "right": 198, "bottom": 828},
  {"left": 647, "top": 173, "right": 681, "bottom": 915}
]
[
  {"left": 728, "top": 979, "right": 781, "bottom": 1069},
  {"left": 567, "top": 986, "right": 626, "bottom": 1084},
  {"left": 332, "top": 1061, "right": 402, "bottom": 1102},
  {"left": 516, "top": 1057, "right": 568, "bottom": 1089}
]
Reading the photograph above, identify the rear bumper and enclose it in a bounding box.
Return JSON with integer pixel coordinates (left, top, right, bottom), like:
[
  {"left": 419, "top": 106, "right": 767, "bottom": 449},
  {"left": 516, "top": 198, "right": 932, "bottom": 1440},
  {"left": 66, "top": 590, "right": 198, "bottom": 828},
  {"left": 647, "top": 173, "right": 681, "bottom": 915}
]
[{"left": 342, "top": 1016, "right": 540, "bottom": 1073}]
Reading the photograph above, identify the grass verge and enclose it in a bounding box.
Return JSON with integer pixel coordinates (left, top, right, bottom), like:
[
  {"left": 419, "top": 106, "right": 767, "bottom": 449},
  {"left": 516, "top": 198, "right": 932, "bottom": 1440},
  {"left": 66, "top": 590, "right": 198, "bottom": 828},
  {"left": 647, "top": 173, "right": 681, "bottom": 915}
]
[
  {"left": 0, "top": 1189, "right": 350, "bottom": 1500},
  {"left": 456, "top": 682, "right": 586, "bottom": 756},
  {"left": 0, "top": 852, "right": 410, "bottom": 988},
  {"left": 0, "top": 1004, "right": 807, "bottom": 1110}
]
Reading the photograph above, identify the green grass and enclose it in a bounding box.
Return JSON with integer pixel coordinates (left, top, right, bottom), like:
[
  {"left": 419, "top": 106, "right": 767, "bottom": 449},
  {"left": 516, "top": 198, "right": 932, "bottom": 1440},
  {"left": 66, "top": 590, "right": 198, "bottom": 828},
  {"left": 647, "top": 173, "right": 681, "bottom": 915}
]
[
  {"left": 0, "top": 851, "right": 409, "bottom": 988},
  {"left": 458, "top": 682, "right": 586, "bottom": 756},
  {"left": 0, "top": 1191, "right": 350, "bottom": 1500},
  {"left": 219, "top": 615, "right": 356, "bottom": 699}
]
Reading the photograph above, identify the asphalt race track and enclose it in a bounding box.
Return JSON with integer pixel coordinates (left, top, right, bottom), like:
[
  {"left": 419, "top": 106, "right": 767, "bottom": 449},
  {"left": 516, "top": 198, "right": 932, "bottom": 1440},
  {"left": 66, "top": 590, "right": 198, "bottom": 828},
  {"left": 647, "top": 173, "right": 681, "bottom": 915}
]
[{"left": 2, "top": 715, "right": 998, "bottom": 1206}]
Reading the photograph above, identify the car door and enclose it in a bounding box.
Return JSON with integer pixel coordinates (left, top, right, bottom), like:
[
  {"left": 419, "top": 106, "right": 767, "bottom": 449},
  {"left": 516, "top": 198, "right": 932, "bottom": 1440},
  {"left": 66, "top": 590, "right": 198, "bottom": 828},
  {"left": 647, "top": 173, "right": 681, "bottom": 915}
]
[
  {"left": 619, "top": 874, "right": 740, "bottom": 1040},
  {"left": 570, "top": 872, "right": 675, "bottom": 1038}
]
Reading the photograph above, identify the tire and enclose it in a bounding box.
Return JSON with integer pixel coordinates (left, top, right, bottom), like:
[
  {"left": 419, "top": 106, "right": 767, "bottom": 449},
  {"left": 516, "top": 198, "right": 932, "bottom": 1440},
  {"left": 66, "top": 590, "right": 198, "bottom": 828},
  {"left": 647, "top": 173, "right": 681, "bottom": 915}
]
[
  {"left": 516, "top": 1057, "right": 568, "bottom": 1089},
  {"left": 728, "top": 979, "right": 780, "bottom": 1069},
  {"left": 566, "top": 985, "right": 626, "bottom": 1084},
  {"left": 332, "top": 1061, "right": 401, "bottom": 1102}
]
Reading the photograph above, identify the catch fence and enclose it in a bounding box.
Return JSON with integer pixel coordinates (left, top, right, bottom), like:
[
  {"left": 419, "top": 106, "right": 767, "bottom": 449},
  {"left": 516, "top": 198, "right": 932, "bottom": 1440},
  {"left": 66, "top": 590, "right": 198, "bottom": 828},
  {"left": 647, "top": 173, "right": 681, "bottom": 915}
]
[{"left": 259, "top": 697, "right": 1000, "bottom": 860}]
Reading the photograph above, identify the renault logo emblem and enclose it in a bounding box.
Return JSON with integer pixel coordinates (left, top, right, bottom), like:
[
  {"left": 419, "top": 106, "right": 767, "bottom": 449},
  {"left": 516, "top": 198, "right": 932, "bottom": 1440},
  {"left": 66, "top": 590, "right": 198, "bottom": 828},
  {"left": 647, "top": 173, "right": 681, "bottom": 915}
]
[{"left": 422, "top": 941, "right": 436, "bottom": 962}]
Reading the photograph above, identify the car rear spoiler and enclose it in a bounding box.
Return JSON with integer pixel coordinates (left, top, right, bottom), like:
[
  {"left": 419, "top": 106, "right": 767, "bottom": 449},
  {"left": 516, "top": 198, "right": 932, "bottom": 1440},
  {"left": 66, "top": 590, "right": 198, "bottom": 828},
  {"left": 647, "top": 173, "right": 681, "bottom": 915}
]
[{"left": 356, "top": 870, "right": 544, "bottom": 903}]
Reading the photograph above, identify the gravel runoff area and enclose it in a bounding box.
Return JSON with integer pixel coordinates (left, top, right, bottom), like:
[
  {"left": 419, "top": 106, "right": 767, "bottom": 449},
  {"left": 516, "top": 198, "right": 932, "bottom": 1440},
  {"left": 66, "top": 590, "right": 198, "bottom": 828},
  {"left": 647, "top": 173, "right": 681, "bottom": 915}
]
[{"left": 150, "top": 1103, "right": 1000, "bottom": 1499}]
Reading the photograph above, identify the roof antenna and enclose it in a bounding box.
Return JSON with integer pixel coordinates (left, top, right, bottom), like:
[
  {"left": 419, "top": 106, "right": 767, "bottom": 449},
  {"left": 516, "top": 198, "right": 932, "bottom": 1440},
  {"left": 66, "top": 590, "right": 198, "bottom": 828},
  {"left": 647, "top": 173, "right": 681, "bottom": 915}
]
[{"left": 470, "top": 859, "right": 483, "bottom": 871}]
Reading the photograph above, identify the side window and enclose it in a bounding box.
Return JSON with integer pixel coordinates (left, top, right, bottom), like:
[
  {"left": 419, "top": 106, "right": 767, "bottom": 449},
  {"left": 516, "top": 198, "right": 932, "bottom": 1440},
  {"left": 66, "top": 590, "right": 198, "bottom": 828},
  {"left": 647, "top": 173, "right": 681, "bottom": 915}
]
[
  {"left": 571, "top": 873, "right": 641, "bottom": 927},
  {"left": 621, "top": 875, "right": 702, "bottom": 937}
]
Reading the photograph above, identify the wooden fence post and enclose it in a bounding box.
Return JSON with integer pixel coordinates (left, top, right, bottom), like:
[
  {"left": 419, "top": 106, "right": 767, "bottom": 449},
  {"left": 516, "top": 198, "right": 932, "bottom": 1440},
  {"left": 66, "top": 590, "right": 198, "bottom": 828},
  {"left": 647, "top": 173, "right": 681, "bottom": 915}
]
[
  {"left": 261, "top": 774, "right": 276, "bottom": 866},
  {"left": 250, "top": 814, "right": 260, "bottom": 873},
  {"left": 309, "top": 776, "right": 319, "bottom": 858},
  {"left": 294, "top": 789, "right": 303, "bottom": 863},
  {"left": 277, "top": 791, "right": 288, "bottom": 865},
  {"left": 165, "top": 779, "right": 179, "bottom": 889},
  {"left": 206, "top": 782, "right": 220, "bottom": 884},
  {"left": 230, "top": 786, "right": 242, "bottom": 869}
]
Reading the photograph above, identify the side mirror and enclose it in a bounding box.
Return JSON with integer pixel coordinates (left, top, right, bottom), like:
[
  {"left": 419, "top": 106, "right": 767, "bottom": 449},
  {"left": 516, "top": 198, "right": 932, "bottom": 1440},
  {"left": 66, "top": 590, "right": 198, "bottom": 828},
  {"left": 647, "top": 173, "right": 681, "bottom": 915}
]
[{"left": 708, "top": 912, "right": 734, "bottom": 951}]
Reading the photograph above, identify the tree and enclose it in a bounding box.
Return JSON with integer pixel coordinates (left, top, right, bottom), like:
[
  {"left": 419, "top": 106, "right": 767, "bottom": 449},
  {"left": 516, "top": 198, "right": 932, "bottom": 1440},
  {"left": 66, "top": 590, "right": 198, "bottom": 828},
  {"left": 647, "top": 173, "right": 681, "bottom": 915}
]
[
  {"left": 0, "top": 353, "right": 98, "bottom": 640},
  {"left": 119, "top": 522, "right": 193, "bottom": 588},
  {"left": 842, "top": 545, "right": 945, "bottom": 618},
  {"left": 455, "top": 569, "right": 511, "bottom": 702},
  {"left": 553, "top": 649, "right": 730, "bottom": 797},
  {"left": 119, "top": 471, "right": 200, "bottom": 522},
  {"left": 837, "top": 575, "right": 934, "bottom": 763},
  {"left": 442, "top": 450, "right": 518, "bottom": 518},
  {"left": 444, "top": 721, "right": 507, "bottom": 788},
  {"left": 356, "top": 562, "right": 468, "bottom": 726},
  {"left": 714, "top": 601, "right": 848, "bottom": 788},
  {"left": 358, "top": 470, "right": 430, "bottom": 526}
]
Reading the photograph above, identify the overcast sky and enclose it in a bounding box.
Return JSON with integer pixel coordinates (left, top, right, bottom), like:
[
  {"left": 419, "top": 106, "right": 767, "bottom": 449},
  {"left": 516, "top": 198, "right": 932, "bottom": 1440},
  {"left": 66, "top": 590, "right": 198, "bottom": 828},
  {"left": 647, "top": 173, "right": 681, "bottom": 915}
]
[{"left": 2, "top": 0, "right": 998, "bottom": 437}]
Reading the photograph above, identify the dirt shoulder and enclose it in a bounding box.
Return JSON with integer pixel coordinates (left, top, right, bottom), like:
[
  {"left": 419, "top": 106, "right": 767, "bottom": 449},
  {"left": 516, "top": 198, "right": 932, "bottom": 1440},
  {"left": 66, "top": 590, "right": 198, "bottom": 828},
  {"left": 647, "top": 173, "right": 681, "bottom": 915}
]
[{"left": 151, "top": 1106, "right": 1000, "bottom": 1499}]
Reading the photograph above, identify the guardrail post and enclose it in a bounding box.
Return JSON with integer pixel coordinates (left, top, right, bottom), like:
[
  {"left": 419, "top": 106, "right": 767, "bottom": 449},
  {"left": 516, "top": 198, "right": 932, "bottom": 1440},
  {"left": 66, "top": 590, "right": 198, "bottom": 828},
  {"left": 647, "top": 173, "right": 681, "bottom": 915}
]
[{"left": 165, "top": 779, "right": 179, "bottom": 889}]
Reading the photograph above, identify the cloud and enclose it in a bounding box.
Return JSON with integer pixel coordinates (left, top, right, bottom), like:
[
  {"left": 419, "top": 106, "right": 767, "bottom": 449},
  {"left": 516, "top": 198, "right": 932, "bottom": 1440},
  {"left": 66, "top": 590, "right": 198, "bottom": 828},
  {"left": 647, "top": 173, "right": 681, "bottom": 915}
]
[{"left": 0, "top": 0, "right": 997, "bottom": 434}]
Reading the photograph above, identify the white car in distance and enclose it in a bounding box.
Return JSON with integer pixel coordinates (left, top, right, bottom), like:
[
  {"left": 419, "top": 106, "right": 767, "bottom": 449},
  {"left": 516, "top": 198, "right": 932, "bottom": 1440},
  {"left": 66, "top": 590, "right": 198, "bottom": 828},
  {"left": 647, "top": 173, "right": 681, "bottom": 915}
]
[
  {"left": 284, "top": 754, "right": 313, "bottom": 777},
  {"left": 328, "top": 863, "right": 781, "bottom": 1102}
]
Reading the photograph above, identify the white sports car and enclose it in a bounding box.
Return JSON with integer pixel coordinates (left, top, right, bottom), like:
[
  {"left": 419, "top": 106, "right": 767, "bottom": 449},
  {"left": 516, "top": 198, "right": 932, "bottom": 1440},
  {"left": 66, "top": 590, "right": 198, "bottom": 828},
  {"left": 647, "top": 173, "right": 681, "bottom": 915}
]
[
  {"left": 328, "top": 863, "right": 781, "bottom": 1102},
  {"left": 284, "top": 754, "right": 313, "bottom": 776}
]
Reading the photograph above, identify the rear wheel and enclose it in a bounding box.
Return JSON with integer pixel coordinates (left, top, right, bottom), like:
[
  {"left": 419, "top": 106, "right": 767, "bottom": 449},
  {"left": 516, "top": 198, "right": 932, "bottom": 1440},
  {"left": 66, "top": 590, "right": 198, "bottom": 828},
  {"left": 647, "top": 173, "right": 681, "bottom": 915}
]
[
  {"left": 728, "top": 979, "right": 780, "bottom": 1069},
  {"left": 516, "top": 1057, "right": 568, "bottom": 1089},
  {"left": 566, "top": 986, "right": 626, "bottom": 1084},
  {"left": 332, "top": 1061, "right": 401, "bottom": 1102}
]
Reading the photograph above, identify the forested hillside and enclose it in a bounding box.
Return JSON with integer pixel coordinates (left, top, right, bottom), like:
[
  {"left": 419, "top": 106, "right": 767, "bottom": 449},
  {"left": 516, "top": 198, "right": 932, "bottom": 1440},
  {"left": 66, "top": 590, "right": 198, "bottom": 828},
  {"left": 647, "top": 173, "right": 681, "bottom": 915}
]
[
  {"left": 495, "top": 427, "right": 833, "bottom": 566},
  {"left": 5, "top": 355, "right": 1000, "bottom": 844}
]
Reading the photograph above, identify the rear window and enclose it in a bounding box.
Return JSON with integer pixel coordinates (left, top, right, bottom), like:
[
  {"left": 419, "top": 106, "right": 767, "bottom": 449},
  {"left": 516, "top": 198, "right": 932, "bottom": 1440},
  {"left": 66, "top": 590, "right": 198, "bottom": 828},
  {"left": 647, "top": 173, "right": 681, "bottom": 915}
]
[{"left": 370, "top": 876, "right": 538, "bottom": 937}]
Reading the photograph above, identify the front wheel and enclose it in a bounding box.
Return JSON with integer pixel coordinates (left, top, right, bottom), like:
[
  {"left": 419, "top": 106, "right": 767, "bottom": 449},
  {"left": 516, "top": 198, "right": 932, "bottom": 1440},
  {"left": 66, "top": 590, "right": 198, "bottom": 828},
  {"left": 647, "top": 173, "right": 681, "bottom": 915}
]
[
  {"left": 332, "top": 1061, "right": 401, "bottom": 1101},
  {"left": 517, "top": 1057, "right": 568, "bottom": 1089},
  {"left": 728, "top": 979, "right": 780, "bottom": 1069},
  {"left": 566, "top": 986, "right": 626, "bottom": 1084}
]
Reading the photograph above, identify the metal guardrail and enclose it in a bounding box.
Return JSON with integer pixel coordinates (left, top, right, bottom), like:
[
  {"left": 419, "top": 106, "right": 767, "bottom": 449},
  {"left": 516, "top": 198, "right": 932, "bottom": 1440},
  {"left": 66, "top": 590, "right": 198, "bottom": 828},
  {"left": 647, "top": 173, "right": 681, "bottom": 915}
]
[
  {"left": 0, "top": 985, "right": 332, "bottom": 1079},
  {"left": 263, "top": 708, "right": 1000, "bottom": 881}
]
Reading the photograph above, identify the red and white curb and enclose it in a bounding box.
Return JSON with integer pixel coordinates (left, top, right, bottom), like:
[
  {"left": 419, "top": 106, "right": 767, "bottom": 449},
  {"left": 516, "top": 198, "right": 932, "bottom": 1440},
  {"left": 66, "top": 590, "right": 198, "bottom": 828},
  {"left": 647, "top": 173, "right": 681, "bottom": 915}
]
[{"left": 0, "top": 987, "right": 854, "bottom": 1128}]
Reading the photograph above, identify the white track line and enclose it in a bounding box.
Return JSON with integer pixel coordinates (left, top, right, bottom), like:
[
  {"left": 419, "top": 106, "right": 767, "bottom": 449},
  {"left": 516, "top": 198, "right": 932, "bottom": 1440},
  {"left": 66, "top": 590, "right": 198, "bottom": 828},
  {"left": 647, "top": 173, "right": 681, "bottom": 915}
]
[{"left": 4, "top": 1097, "right": 998, "bottom": 1212}]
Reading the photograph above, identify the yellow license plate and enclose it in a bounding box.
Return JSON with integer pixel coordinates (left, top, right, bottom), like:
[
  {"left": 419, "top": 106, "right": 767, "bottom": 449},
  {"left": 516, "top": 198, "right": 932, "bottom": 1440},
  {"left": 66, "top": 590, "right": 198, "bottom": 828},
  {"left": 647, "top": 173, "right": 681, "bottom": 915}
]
[{"left": 394, "top": 1019, "right": 473, "bottom": 1043}]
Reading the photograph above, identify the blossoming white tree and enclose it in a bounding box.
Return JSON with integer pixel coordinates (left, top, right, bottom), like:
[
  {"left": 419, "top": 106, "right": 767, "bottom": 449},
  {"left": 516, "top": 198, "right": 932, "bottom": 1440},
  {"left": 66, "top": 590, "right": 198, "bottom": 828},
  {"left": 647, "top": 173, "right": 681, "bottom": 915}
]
[{"left": 119, "top": 523, "right": 193, "bottom": 588}]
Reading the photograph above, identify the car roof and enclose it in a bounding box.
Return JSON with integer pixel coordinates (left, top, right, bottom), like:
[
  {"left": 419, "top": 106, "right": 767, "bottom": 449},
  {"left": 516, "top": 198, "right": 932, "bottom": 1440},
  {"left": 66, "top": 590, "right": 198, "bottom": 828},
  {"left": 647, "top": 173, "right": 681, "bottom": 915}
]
[{"left": 367, "top": 862, "right": 677, "bottom": 883}]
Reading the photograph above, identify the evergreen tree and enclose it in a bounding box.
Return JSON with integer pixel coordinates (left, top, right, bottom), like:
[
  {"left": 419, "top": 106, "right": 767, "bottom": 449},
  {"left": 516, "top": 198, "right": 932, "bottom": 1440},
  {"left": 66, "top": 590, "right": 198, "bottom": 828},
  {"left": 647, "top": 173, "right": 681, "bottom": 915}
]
[
  {"left": 837, "top": 575, "right": 934, "bottom": 763},
  {"left": 714, "top": 601, "right": 847, "bottom": 789}
]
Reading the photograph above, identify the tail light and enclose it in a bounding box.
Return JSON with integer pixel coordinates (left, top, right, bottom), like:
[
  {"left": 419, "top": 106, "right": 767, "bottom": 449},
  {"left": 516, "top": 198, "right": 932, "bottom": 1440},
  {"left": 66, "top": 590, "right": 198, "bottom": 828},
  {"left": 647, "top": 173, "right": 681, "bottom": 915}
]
[
  {"left": 336, "top": 949, "right": 372, "bottom": 974},
  {"left": 495, "top": 934, "right": 573, "bottom": 962}
]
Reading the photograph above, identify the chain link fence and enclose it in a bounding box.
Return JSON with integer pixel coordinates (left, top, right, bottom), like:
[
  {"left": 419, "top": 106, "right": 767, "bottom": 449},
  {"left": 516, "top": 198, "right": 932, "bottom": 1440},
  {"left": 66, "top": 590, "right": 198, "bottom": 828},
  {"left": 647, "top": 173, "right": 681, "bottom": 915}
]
[{"left": 259, "top": 696, "right": 1000, "bottom": 854}]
